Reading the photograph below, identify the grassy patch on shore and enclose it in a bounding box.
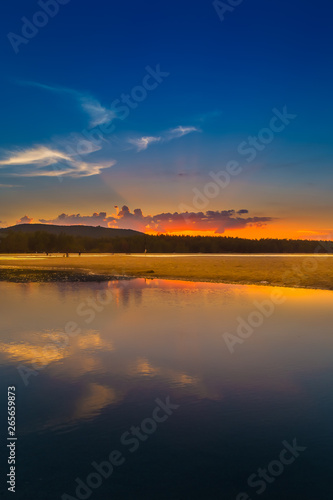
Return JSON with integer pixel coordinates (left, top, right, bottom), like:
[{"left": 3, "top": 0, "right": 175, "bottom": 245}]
[{"left": 0, "top": 254, "right": 333, "bottom": 290}]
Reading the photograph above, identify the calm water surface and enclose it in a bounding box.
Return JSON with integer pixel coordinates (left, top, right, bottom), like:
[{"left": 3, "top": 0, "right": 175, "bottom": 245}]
[{"left": 0, "top": 279, "right": 332, "bottom": 499}]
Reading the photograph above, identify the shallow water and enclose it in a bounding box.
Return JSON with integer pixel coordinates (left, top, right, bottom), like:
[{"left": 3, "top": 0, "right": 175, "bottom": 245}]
[
  {"left": 2, "top": 252, "right": 333, "bottom": 259},
  {"left": 0, "top": 279, "right": 332, "bottom": 499}
]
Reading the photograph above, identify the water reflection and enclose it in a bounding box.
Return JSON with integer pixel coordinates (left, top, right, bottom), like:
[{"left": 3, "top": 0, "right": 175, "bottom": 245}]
[
  {"left": 1, "top": 279, "right": 333, "bottom": 499},
  {"left": 1, "top": 279, "right": 333, "bottom": 429}
]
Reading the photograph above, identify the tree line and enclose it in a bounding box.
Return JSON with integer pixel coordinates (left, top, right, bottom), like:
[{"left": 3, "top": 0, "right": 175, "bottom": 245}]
[{"left": 0, "top": 230, "right": 332, "bottom": 254}]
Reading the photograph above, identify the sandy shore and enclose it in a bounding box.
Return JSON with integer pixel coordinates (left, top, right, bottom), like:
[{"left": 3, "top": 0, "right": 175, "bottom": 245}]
[{"left": 1, "top": 253, "right": 333, "bottom": 290}]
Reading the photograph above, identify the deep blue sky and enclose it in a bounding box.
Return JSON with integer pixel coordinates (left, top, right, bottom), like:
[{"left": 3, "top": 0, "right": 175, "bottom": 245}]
[{"left": 0, "top": 0, "right": 332, "bottom": 237}]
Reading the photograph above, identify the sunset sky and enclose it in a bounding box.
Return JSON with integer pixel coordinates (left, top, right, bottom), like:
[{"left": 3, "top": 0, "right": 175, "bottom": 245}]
[{"left": 0, "top": 0, "right": 332, "bottom": 239}]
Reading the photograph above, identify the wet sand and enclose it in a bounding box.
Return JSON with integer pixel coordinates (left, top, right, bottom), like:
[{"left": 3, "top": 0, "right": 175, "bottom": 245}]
[{"left": 1, "top": 253, "right": 333, "bottom": 289}]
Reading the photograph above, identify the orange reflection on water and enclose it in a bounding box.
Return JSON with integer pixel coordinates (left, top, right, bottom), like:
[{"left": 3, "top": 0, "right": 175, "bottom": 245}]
[
  {"left": 0, "top": 341, "right": 67, "bottom": 365},
  {"left": 135, "top": 357, "right": 159, "bottom": 377},
  {"left": 77, "top": 331, "right": 111, "bottom": 350},
  {"left": 1, "top": 279, "right": 333, "bottom": 432},
  {"left": 73, "top": 383, "right": 119, "bottom": 421}
]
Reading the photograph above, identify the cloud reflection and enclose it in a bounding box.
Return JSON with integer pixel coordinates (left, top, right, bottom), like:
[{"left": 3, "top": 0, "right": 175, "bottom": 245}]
[{"left": 2, "top": 279, "right": 333, "bottom": 434}]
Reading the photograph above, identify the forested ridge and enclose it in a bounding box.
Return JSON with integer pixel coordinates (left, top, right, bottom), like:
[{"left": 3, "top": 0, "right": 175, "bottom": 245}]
[{"left": 0, "top": 230, "right": 332, "bottom": 254}]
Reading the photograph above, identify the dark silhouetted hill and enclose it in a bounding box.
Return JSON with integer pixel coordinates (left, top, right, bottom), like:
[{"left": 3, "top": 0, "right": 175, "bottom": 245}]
[{"left": 0, "top": 224, "right": 142, "bottom": 238}]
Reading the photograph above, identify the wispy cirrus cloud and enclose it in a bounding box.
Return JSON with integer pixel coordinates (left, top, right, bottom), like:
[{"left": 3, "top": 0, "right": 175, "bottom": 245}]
[
  {"left": 0, "top": 146, "right": 115, "bottom": 178},
  {"left": 0, "top": 147, "right": 69, "bottom": 167},
  {"left": 128, "top": 125, "right": 200, "bottom": 152},
  {"left": 17, "top": 81, "right": 116, "bottom": 127},
  {"left": 165, "top": 126, "right": 200, "bottom": 139},
  {"left": 128, "top": 136, "right": 162, "bottom": 151},
  {"left": 78, "top": 95, "right": 115, "bottom": 127}
]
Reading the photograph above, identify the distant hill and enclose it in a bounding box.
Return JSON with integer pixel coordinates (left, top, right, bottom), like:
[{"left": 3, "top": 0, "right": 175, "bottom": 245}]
[{"left": 0, "top": 224, "right": 143, "bottom": 238}]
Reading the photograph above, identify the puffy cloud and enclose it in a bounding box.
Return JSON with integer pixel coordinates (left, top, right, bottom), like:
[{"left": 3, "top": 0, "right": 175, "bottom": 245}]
[
  {"left": 16, "top": 215, "right": 33, "bottom": 224},
  {"left": 38, "top": 207, "right": 275, "bottom": 234},
  {"left": 147, "top": 210, "right": 274, "bottom": 234},
  {"left": 39, "top": 212, "right": 117, "bottom": 226}
]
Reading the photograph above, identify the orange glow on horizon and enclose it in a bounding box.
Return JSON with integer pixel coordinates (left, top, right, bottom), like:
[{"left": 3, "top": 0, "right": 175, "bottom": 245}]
[
  {"left": 6, "top": 210, "right": 333, "bottom": 242},
  {"left": 145, "top": 226, "right": 333, "bottom": 241}
]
